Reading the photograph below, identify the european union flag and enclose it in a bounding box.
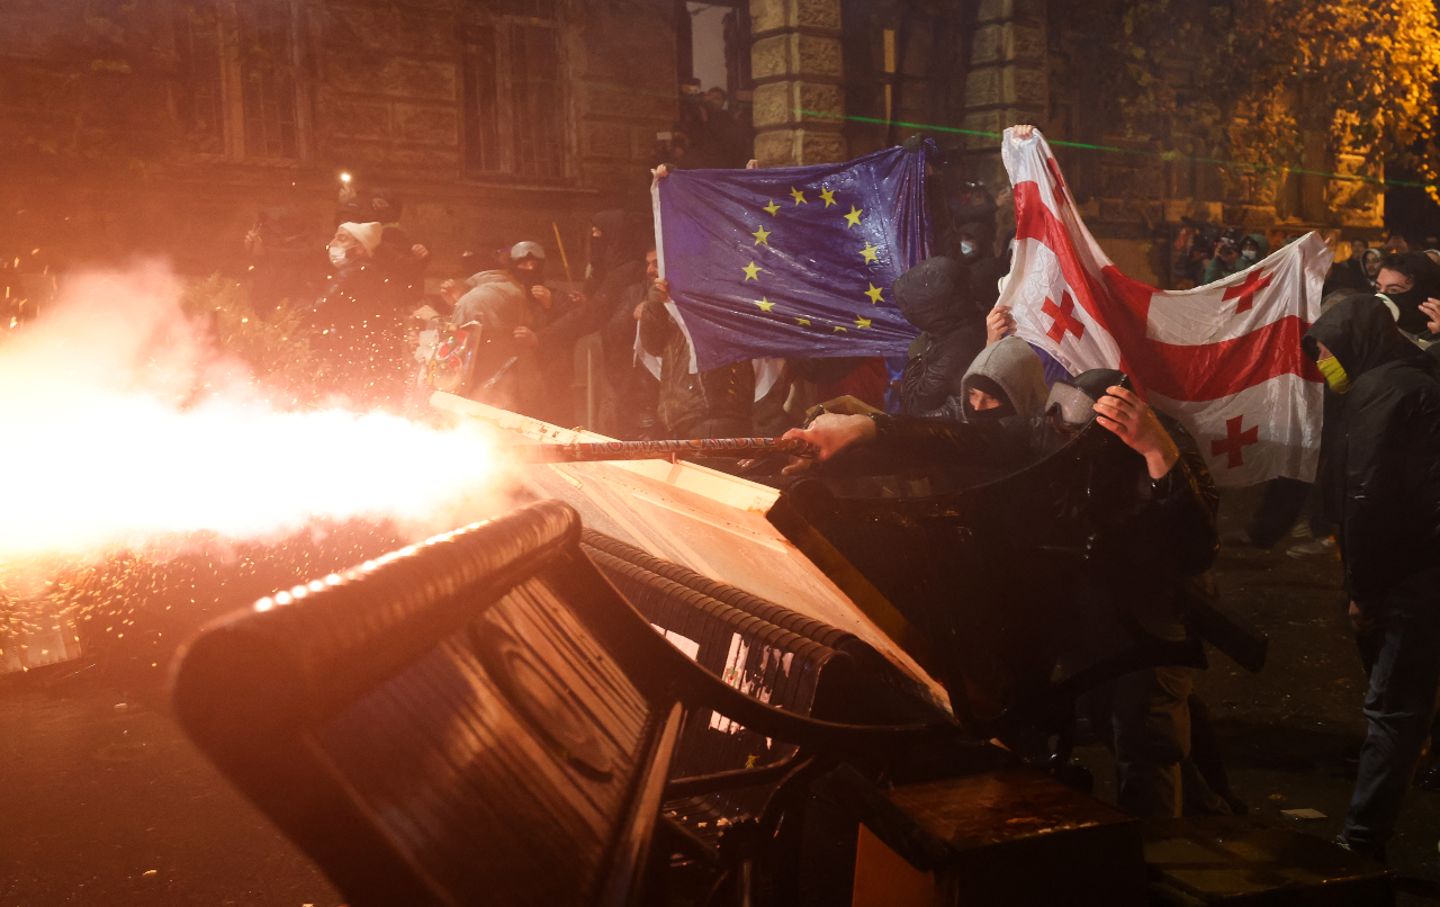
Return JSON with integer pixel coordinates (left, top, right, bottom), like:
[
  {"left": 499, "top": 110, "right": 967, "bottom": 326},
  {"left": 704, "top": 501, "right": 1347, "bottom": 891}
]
[{"left": 654, "top": 145, "right": 932, "bottom": 370}]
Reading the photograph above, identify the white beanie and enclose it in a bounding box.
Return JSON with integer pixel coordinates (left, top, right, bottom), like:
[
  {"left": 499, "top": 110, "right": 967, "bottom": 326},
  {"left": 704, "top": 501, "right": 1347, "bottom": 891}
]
[{"left": 338, "top": 221, "right": 383, "bottom": 255}]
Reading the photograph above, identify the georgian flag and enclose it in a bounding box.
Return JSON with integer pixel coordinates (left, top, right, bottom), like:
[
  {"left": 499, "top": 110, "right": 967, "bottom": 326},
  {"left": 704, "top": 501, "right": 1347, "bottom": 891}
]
[{"left": 997, "top": 127, "right": 1330, "bottom": 487}]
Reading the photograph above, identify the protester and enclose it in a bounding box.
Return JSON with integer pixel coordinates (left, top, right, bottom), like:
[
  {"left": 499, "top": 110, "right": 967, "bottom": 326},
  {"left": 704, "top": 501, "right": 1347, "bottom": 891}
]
[
  {"left": 957, "top": 220, "right": 1006, "bottom": 312},
  {"left": 603, "top": 248, "right": 664, "bottom": 438},
  {"left": 784, "top": 368, "right": 1220, "bottom": 818},
  {"left": 1374, "top": 251, "right": 1440, "bottom": 345},
  {"left": 1303, "top": 296, "right": 1440, "bottom": 860},
  {"left": 505, "top": 240, "right": 583, "bottom": 425},
  {"left": 1201, "top": 235, "right": 1242, "bottom": 283},
  {"left": 1237, "top": 233, "right": 1267, "bottom": 267},
  {"left": 953, "top": 336, "right": 1049, "bottom": 467},
  {"left": 305, "top": 221, "right": 410, "bottom": 405},
  {"left": 364, "top": 187, "right": 430, "bottom": 301},
  {"left": 244, "top": 204, "right": 321, "bottom": 309},
  {"left": 1324, "top": 247, "right": 1381, "bottom": 296},
  {"left": 449, "top": 246, "right": 539, "bottom": 412},
  {"left": 639, "top": 277, "right": 754, "bottom": 439},
  {"left": 894, "top": 256, "right": 987, "bottom": 418}
]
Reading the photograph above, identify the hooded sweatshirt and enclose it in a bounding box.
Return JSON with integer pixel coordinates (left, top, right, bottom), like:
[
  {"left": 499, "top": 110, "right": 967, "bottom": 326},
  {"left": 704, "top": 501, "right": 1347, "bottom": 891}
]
[
  {"left": 1303, "top": 296, "right": 1440, "bottom": 605},
  {"left": 1376, "top": 250, "right": 1440, "bottom": 340},
  {"left": 959, "top": 336, "right": 1048, "bottom": 429},
  {"left": 895, "top": 256, "right": 987, "bottom": 418}
]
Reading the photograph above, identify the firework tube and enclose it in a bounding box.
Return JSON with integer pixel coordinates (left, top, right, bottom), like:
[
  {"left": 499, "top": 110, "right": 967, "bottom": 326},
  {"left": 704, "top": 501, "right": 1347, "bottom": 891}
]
[{"left": 511, "top": 436, "right": 814, "bottom": 463}]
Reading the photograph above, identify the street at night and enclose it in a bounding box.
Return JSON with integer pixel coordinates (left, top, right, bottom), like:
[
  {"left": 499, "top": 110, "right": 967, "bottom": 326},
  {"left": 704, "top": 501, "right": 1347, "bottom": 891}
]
[{"left": 7, "top": 0, "right": 1440, "bottom": 904}]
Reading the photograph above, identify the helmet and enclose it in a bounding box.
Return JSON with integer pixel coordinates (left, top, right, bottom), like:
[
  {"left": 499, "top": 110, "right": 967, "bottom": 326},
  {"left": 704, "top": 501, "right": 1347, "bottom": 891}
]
[{"left": 510, "top": 241, "right": 546, "bottom": 262}]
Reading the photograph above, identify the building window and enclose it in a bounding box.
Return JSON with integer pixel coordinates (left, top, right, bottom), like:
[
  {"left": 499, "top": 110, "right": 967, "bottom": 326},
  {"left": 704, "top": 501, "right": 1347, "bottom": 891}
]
[
  {"left": 461, "top": 2, "right": 569, "bottom": 182},
  {"left": 175, "top": 0, "right": 307, "bottom": 162}
]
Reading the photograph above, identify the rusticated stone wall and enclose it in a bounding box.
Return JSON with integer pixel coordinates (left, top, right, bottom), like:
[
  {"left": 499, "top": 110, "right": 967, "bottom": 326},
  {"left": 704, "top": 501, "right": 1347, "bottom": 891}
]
[{"left": 749, "top": 0, "right": 847, "bottom": 166}]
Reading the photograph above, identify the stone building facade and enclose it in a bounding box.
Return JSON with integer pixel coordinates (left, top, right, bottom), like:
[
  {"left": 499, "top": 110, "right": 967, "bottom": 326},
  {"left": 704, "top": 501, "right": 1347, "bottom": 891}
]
[
  {"left": 0, "top": 0, "right": 679, "bottom": 281},
  {"left": 0, "top": 0, "right": 1382, "bottom": 292},
  {"left": 754, "top": 0, "right": 1382, "bottom": 284}
]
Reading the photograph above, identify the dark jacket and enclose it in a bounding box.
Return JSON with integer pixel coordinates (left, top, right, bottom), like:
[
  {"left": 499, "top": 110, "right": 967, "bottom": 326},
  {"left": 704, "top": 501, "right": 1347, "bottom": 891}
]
[
  {"left": 871, "top": 396, "right": 1219, "bottom": 641},
  {"left": 1305, "top": 296, "right": 1440, "bottom": 607},
  {"left": 638, "top": 288, "right": 753, "bottom": 437},
  {"left": 957, "top": 219, "right": 1006, "bottom": 313},
  {"left": 896, "top": 257, "right": 988, "bottom": 418},
  {"left": 451, "top": 269, "right": 541, "bottom": 411}
]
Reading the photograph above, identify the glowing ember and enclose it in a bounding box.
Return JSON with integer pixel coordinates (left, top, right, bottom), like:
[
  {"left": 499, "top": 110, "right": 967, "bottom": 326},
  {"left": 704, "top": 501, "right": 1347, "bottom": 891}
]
[{"left": 0, "top": 263, "right": 512, "bottom": 570}]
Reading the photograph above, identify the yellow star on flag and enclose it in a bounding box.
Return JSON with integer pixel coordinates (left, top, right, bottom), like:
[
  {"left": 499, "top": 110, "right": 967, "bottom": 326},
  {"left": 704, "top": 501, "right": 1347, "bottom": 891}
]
[
  {"left": 819, "top": 186, "right": 837, "bottom": 207},
  {"left": 860, "top": 243, "right": 879, "bottom": 264},
  {"left": 789, "top": 187, "right": 808, "bottom": 205},
  {"left": 844, "top": 205, "right": 863, "bottom": 228},
  {"left": 865, "top": 282, "right": 884, "bottom": 304},
  {"left": 755, "top": 297, "right": 775, "bottom": 312},
  {"left": 763, "top": 199, "right": 781, "bottom": 216},
  {"left": 832, "top": 325, "right": 848, "bottom": 334},
  {"left": 752, "top": 225, "right": 771, "bottom": 246},
  {"left": 855, "top": 315, "right": 873, "bottom": 329},
  {"left": 795, "top": 317, "right": 812, "bottom": 327},
  {"left": 741, "top": 261, "right": 762, "bottom": 281}
]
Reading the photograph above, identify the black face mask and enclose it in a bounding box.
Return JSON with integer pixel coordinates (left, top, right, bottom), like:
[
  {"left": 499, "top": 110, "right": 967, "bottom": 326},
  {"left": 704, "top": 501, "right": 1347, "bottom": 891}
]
[
  {"left": 513, "top": 262, "right": 546, "bottom": 290},
  {"left": 1386, "top": 285, "right": 1432, "bottom": 335},
  {"left": 966, "top": 405, "right": 1007, "bottom": 423}
]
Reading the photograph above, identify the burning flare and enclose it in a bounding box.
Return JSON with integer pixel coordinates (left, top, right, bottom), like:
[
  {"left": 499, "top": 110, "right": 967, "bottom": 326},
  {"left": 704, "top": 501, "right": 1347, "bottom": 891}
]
[{"left": 0, "top": 263, "right": 508, "bottom": 569}]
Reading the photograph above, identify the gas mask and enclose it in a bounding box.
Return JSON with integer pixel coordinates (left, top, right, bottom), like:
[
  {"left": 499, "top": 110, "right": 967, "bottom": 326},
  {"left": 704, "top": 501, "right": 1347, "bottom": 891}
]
[{"left": 1379, "top": 288, "right": 1433, "bottom": 336}]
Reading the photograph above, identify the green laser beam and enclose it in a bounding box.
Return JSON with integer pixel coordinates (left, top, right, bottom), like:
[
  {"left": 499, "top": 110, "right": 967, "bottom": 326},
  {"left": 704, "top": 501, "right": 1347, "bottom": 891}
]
[{"left": 802, "top": 110, "right": 1436, "bottom": 191}]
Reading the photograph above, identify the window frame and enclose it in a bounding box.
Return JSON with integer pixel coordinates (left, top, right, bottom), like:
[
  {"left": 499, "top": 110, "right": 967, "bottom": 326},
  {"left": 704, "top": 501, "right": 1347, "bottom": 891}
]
[
  {"left": 172, "top": 0, "right": 312, "bottom": 166},
  {"left": 459, "top": 3, "right": 576, "bottom": 186}
]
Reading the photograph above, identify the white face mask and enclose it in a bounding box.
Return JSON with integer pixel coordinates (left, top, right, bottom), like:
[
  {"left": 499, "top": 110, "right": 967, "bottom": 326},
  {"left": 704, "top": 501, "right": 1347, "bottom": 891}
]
[
  {"left": 1241, "top": 249, "right": 1258, "bottom": 262},
  {"left": 959, "top": 240, "right": 977, "bottom": 257},
  {"left": 328, "top": 244, "right": 348, "bottom": 266}
]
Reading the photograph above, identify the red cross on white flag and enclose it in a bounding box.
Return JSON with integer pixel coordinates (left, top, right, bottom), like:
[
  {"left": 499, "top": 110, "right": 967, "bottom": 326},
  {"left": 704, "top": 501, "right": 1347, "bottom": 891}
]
[{"left": 996, "top": 128, "right": 1331, "bottom": 486}]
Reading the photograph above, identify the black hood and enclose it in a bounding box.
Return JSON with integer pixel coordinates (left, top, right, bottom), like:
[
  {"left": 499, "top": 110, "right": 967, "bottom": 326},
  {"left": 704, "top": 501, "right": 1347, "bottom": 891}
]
[
  {"left": 893, "top": 256, "right": 977, "bottom": 334},
  {"left": 957, "top": 219, "right": 995, "bottom": 256},
  {"left": 1304, "top": 295, "right": 1420, "bottom": 380},
  {"left": 589, "top": 209, "right": 648, "bottom": 278},
  {"left": 1380, "top": 251, "right": 1440, "bottom": 335}
]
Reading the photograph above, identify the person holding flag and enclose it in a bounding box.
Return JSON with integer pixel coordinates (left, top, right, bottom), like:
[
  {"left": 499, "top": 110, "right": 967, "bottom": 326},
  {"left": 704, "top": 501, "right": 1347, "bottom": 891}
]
[{"left": 782, "top": 124, "right": 1250, "bottom": 818}]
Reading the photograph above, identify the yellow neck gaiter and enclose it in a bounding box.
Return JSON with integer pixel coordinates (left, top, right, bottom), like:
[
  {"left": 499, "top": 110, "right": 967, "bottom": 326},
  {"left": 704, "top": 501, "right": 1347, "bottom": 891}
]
[{"left": 1316, "top": 355, "right": 1351, "bottom": 394}]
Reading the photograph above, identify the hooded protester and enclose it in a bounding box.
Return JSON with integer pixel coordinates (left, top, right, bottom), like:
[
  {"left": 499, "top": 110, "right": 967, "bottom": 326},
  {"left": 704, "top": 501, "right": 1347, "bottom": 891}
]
[
  {"left": 1324, "top": 248, "right": 1382, "bottom": 297},
  {"left": 1374, "top": 251, "right": 1440, "bottom": 344},
  {"left": 895, "top": 256, "right": 988, "bottom": 419},
  {"left": 506, "top": 241, "right": 580, "bottom": 425},
  {"left": 958, "top": 336, "right": 1048, "bottom": 437},
  {"left": 786, "top": 366, "right": 1220, "bottom": 818},
  {"left": 1303, "top": 295, "right": 1440, "bottom": 860},
  {"left": 586, "top": 209, "right": 648, "bottom": 301},
  {"left": 956, "top": 219, "right": 1006, "bottom": 312},
  {"left": 1237, "top": 233, "right": 1267, "bottom": 266}
]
